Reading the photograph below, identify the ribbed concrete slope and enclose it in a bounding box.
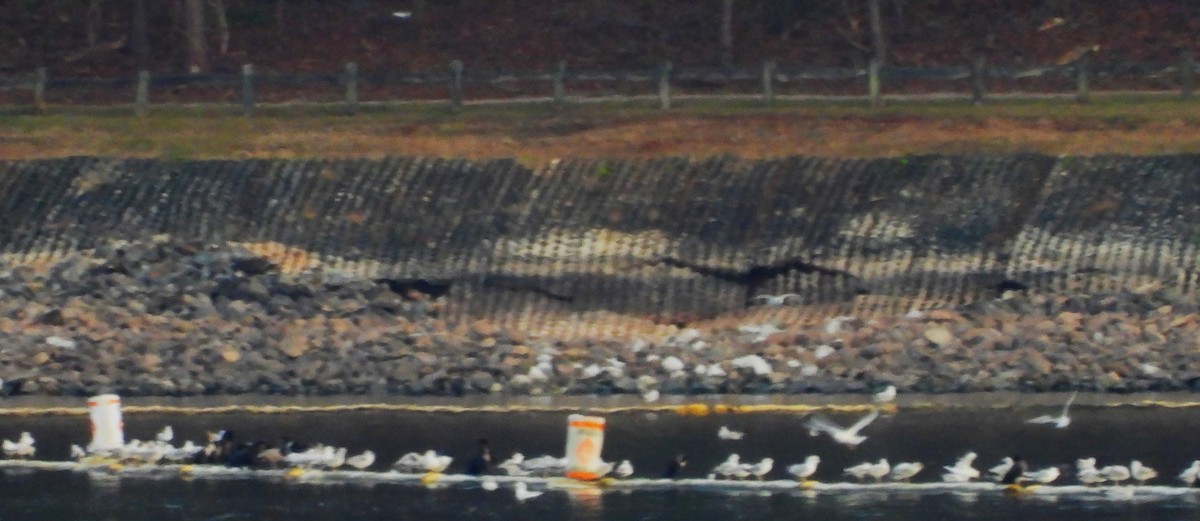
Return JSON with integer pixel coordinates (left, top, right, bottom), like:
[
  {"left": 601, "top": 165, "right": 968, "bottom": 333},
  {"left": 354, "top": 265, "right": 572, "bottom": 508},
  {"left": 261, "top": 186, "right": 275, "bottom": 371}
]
[{"left": 2, "top": 155, "right": 1196, "bottom": 321}]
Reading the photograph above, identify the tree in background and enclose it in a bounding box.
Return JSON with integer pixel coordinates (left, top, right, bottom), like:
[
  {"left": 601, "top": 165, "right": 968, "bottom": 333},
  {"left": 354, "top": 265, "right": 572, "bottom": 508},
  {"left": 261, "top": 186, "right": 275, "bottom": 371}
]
[
  {"left": 132, "top": 0, "right": 148, "bottom": 67},
  {"left": 184, "top": 0, "right": 206, "bottom": 73},
  {"left": 720, "top": 0, "right": 734, "bottom": 68}
]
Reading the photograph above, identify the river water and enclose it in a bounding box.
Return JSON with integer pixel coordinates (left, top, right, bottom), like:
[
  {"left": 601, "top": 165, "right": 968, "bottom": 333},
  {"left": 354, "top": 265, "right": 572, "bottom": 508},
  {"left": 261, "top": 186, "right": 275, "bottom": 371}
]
[{"left": 1, "top": 398, "right": 1199, "bottom": 520}]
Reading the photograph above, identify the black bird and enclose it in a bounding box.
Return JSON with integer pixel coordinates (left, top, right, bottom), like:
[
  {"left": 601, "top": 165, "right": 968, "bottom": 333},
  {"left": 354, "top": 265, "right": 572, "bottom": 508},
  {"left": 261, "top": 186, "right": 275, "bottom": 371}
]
[
  {"left": 1001, "top": 455, "right": 1028, "bottom": 485},
  {"left": 226, "top": 441, "right": 267, "bottom": 468},
  {"left": 664, "top": 454, "right": 688, "bottom": 478},
  {"left": 466, "top": 439, "right": 492, "bottom": 476}
]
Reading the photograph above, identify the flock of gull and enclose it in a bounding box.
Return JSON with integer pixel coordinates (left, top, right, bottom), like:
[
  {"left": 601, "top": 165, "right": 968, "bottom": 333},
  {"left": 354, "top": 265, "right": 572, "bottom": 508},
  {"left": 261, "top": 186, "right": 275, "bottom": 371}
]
[
  {"left": 1, "top": 387, "right": 1197, "bottom": 502},
  {"left": 702, "top": 387, "right": 1200, "bottom": 498}
]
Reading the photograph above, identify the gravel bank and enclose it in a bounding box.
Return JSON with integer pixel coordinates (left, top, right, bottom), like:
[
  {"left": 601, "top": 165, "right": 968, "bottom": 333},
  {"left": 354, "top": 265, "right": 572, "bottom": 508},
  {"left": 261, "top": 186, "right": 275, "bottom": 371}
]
[{"left": 0, "top": 238, "right": 1196, "bottom": 398}]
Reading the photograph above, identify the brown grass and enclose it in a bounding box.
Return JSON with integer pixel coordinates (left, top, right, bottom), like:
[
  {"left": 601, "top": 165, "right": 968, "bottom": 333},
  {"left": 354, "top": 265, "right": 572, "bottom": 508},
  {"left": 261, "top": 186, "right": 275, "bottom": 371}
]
[{"left": 3, "top": 96, "right": 1200, "bottom": 164}]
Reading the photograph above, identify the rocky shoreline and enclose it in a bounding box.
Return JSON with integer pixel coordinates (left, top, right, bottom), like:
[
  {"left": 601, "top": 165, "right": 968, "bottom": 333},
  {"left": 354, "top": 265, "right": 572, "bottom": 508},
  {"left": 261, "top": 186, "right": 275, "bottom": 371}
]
[{"left": 1, "top": 238, "right": 1197, "bottom": 399}]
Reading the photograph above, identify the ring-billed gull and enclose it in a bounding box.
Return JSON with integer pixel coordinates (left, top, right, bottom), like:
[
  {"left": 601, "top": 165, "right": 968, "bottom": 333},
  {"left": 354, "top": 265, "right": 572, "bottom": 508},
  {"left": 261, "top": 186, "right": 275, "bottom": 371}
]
[
  {"left": 845, "top": 458, "right": 889, "bottom": 482},
  {"left": 641, "top": 389, "right": 661, "bottom": 403},
  {"left": 514, "top": 482, "right": 543, "bottom": 501},
  {"left": 872, "top": 385, "right": 897, "bottom": 404},
  {"left": 749, "top": 293, "right": 802, "bottom": 306},
  {"left": 2, "top": 432, "right": 35, "bottom": 459},
  {"left": 1076, "top": 457, "right": 1105, "bottom": 485},
  {"left": 988, "top": 456, "right": 1014, "bottom": 481},
  {"left": 1026, "top": 391, "right": 1077, "bottom": 429},
  {"left": 1021, "top": 466, "right": 1060, "bottom": 484},
  {"left": 1130, "top": 460, "right": 1157, "bottom": 485},
  {"left": 743, "top": 457, "right": 773, "bottom": 480},
  {"left": 345, "top": 450, "right": 375, "bottom": 470},
  {"left": 787, "top": 455, "right": 821, "bottom": 482},
  {"left": 805, "top": 409, "right": 879, "bottom": 448},
  {"left": 156, "top": 426, "right": 174, "bottom": 444},
  {"left": 889, "top": 462, "right": 923, "bottom": 482},
  {"left": 498, "top": 453, "right": 529, "bottom": 476},
  {"left": 520, "top": 455, "right": 568, "bottom": 477},
  {"left": 1178, "top": 460, "right": 1200, "bottom": 485},
  {"left": 1099, "top": 464, "right": 1131, "bottom": 484},
  {"left": 615, "top": 460, "right": 634, "bottom": 478},
  {"left": 1000, "top": 456, "right": 1027, "bottom": 484},
  {"left": 718, "top": 426, "right": 745, "bottom": 440},
  {"left": 711, "top": 454, "right": 741, "bottom": 479},
  {"left": 941, "top": 452, "right": 979, "bottom": 482}
]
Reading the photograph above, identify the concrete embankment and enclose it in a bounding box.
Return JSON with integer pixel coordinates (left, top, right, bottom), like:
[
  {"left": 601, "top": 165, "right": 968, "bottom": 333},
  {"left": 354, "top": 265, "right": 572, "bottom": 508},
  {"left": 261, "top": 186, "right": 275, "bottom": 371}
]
[{"left": 0, "top": 155, "right": 1197, "bottom": 397}]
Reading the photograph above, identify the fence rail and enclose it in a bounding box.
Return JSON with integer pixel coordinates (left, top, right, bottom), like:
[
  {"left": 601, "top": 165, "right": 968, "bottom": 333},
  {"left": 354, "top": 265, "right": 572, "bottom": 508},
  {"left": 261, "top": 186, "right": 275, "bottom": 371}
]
[{"left": 0, "top": 51, "right": 1196, "bottom": 115}]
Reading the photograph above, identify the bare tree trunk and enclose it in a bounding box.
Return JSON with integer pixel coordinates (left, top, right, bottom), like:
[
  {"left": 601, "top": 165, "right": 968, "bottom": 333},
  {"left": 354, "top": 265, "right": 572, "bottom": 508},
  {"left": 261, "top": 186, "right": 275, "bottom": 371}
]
[
  {"left": 184, "top": 0, "right": 207, "bottom": 73},
  {"left": 209, "top": 0, "right": 229, "bottom": 55},
  {"left": 867, "top": 0, "right": 886, "bottom": 65},
  {"left": 86, "top": 0, "right": 102, "bottom": 47},
  {"left": 720, "top": 0, "right": 734, "bottom": 68},
  {"left": 413, "top": 0, "right": 427, "bottom": 44},
  {"left": 274, "top": 0, "right": 285, "bottom": 42},
  {"left": 132, "top": 0, "right": 148, "bottom": 66}
]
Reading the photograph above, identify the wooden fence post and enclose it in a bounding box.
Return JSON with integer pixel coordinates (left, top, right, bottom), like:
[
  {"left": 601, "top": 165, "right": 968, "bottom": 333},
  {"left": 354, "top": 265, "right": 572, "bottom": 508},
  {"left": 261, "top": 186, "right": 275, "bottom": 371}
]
[
  {"left": 344, "top": 62, "right": 358, "bottom": 115},
  {"left": 658, "top": 61, "right": 672, "bottom": 110},
  {"left": 553, "top": 60, "right": 567, "bottom": 107},
  {"left": 241, "top": 63, "right": 255, "bottom": 115},
  {"left": 32, "top": 67, "right": 47, "bottom": 113},
  {"left": 1182, "top": 47, "right": 1195, "bottom": 100},
  {"left": 868, "top": 58, "right": 882, "bottom": 107},
  {"left": 134, "top": 70, "right": 150, "bottom": 116},
  {"left": 1075, "top": 52, "right": 1090, "bottom": 103},
  {"left": 449, "top": 60, "right": 464, "bottom": 111},
  {"left": 971, "top": 54, "right": 987, "bottom": 105},
  {"left": 762, "top": 60, "right": 776, "bottom": 106}
]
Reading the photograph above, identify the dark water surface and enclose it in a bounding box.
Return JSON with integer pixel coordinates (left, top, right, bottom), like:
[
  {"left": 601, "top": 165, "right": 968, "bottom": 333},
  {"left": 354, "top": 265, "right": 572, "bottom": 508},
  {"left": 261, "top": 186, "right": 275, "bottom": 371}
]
[{"left": 2, "top": 403, "right": 1200, "bottom": 520}]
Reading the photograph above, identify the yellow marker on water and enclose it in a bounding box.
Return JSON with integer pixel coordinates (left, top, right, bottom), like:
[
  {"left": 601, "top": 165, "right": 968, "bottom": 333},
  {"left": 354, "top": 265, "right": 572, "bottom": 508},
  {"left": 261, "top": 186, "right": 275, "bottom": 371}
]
[
  {"left": 800, "top": 480, "right": 818, "bottom": 490},
  {"left": 675, "top": 403, "right": 710, "bottom": 416},
  {"left": 1004, "top": 483, "right": 1041, "bottom": 495},
  {"left": 713, "top": 404, "right": 731, "bottom": 414},
  {"left": 421, "top": 472, "right": 442, "bottom": 486},
  {"left": 285, "top": 467, "right": 305, "bottom": 479},
  {"left": 179, "top": 465, "right": 194, "bottom": 475}
]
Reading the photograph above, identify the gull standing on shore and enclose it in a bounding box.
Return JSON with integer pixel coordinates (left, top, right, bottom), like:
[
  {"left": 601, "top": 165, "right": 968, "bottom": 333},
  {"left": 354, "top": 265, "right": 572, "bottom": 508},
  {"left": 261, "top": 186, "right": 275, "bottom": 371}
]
[
  {"left": 514, "top": 482, "right": 543, "bottom": 501},
  {"left": 1130, "top": 460, "right": 1157, "bottom": 485},
  {"left": 787, "top": 455, "right": 821, "bottom": 482},
  {"left": 873, "top": 385, "right": 897, "bottom": 404},
  {"left": 345, "top": 450, "right": 375, "bottom": 470},
  {"left": 156, "top": 426, "right": 174, "bottom": 444},
  {"left": 805, "top": 409, "right": 880, "bottom": 448},
  {"left": 1026, "top": 391, "right": 1078, "bottom": 429},
  {"left": 711, "top": 454, "right": 741, "bottom": 479},
  {"left": 890, "top": 462, "right": 924, "bottom": 482},
  {"left": 1099, "top": 464, "right": 1131, "bottom": 484},
  {"left": 2, "top": 432, "right": 35, "bottom": 459},
  {"left": 1021, "top": 465, "right": 1061, "bottom": 484},
  {"left": 1179, "top": 460, "right": 1200, "bottom": 485},
  {"left": 1076, "top": 457, "right": 1105, "bottom": 485},
  {"left": 615, "top": 460, "right": 634, "bottom": 478}
]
